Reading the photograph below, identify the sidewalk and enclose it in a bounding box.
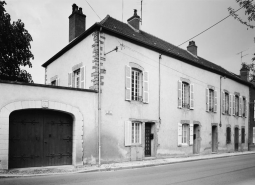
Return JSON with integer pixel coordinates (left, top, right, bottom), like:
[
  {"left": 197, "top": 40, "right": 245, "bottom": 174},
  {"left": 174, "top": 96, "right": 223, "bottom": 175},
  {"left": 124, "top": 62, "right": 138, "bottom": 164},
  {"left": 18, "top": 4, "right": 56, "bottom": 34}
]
[{"left": 1, "top": 151, "right": 255, "bottom": 178}]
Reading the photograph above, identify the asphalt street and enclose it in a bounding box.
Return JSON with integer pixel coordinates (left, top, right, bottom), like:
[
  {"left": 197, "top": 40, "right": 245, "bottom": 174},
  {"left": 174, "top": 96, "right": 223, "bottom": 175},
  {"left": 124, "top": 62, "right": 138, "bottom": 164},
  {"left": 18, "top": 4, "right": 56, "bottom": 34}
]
[{"left": 1, "top": 153, "right": 255, "bottom": 185}]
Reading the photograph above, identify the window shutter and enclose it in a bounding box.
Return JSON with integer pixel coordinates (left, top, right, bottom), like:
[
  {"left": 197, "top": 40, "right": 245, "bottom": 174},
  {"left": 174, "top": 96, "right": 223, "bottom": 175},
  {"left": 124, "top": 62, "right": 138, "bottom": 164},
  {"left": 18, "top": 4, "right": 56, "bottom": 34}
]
[
  {"left": 80, "top": 66, "right": 85, "bottom": 89},
  {"left": 239, "top": 96, "right": 242, "bottom": 117},
  {"left": 214, "top": 90, "right": 217, "bottom": 113},
  {"left": 229, "top": 94, "right": 232, "bottom": 115},
  {"left": 222, "top": 91, "right": 225, "bottom": 114},
  {"left": 143, "top": 71, "right": 149, "bottom": 103},
  {"left": 190, "top": 83, "right": 194, "bottom": 109},
  {"left": 206, "top": 88, "right": 209, "bottom": 112},
  {"left": 253, "top": 127, "right": 255, "bottom": 144},
  {"left": 178, "top": 81, "right": 182, "bottom": 108},
  {"left": 68, "top": 72, "right": 72, "bottom": 87},
  {"left": 178, "top": 123, "right": 182, "bottom": 146},
  {"left": 245, "top": 99, "right": 247, "bottom": 118},
  {"left": 139, "top": 123, "right": 142, "bottom": 144},
  {"left": 233, "top": 96, "right": 236, "bottom": 116},
  {"left": 125, "top": 65, "right": 131, "bottom": 101},
  {"left": 189, "top": 124, "right": 193, "bottom": 146},
  {"left": 125, "top": 121, "right": 132, "bottom": 146},
  {"left": 72, "top": 72, "right": 75, "bottom": 88}
]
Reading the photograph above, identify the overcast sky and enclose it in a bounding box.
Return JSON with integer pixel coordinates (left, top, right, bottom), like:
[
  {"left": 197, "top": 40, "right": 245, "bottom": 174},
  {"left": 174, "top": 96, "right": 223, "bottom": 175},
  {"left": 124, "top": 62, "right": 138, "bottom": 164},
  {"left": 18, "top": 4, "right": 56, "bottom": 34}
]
[{"left": 5, "top": 0, "right": 255, "bottom": 84}]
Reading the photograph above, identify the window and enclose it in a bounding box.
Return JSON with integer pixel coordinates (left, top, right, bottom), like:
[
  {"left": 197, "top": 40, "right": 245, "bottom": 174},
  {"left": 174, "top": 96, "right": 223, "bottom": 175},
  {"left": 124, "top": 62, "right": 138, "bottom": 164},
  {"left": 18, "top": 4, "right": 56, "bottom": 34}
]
[
  {"left": 124, "top": 121, "right": 141, "bottom": 146},
  {"left": 241, "top": 128, "right": 245, "bottom": 143},
  {"left": 206, "top": 88, "right": 217, "bottom": 112},
  {"left": 68, "top": 66, "right": 85, "bottom": 88},
  {"left": 131, "top": 68, "right": 142, "bottom": 101},
  {"left": 178, "top": 123, "right": 193, "bottom": 146},
  {"left": 224, "top": 93, "right": 229, "bottom": 114},
  {"left": 235, "top": 95, "right": 239, "bottom": 116},
  {"left": 51, "top": 80, "right": 56, "bottom": 86},
  {"left": 132, "top": 122, "right": 141, "bottom": 144},
  {"left": 182, "top": 124, "right": 189, "bottom": 144},
  {"left": 226, "top": 127, "right": 231, "bottom": 144},
  {"left": 125, "top": 65, "right": 149, "bottom": 103},
  {"left": 243, "top": 97, "right": 246, "bottom": 117},
  {"left": 178, "top": 80, "right": 194, "bottom": 109}
]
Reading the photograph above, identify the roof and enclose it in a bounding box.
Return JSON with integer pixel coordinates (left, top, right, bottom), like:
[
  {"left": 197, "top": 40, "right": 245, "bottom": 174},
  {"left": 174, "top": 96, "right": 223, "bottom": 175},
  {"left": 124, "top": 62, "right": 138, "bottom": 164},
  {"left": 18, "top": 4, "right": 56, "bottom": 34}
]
[{"left": 42, "top": 15, "right": 250, "bottom": 86}]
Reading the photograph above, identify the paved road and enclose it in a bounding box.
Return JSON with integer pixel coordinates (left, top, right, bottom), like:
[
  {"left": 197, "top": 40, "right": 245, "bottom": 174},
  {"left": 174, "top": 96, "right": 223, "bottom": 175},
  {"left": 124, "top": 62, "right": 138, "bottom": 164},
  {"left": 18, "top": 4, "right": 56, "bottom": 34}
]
[{"left": 1, "top": 153, "right": 255, "bottom": 185}]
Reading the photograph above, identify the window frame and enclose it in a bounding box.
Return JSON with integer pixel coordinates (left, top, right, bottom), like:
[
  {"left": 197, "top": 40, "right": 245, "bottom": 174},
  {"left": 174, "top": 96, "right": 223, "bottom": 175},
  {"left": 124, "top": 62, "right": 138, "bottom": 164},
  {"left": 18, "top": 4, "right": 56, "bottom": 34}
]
[
  {"left": 224, "top": 92, "right": 229, "bottom": 115},
  {"left": 131, "top": 68, "right": 143, "bottom": 101},
  {"left": 181, "top": 124, "right": 189, "bottom": 145},
  {"left": 182, "top": 82, "right": 190, "bottom": 109},
  {"left": 209, "top": 89, "right": 214, "bottom": 112},
  {"left": 242, "top": 97, "right": 246, "bottom": 117},
  {"left": 235, "top": 95, "right": 239, "bottom": 116},
  {"left": 131, "top": 122, "right": 142, "bottom": 145}
]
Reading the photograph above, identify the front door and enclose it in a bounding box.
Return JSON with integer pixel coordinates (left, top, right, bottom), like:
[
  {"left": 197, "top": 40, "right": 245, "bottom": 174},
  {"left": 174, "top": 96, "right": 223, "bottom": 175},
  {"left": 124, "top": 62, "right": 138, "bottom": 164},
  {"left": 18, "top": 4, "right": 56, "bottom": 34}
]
[
  {"left": 234, "top": 127, "right": 239, "bottom": 151},
  {"left": 193, "top": 125, "right": 200, "bottom": 154},
  {"left": 9, "top": 109, "right": 73, "bottom": 168},
  {"left": 145, "top": 124, "right": 152, "bottom": 157},
  {"left": 212, "top": 125, "right": 218, "bottom": 152}
]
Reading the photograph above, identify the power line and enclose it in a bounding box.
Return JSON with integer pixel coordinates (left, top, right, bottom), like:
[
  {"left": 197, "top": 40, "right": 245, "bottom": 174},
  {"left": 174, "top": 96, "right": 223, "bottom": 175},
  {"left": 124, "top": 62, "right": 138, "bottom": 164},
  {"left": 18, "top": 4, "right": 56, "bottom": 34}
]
[
  {"left": 176, "top": 3, "right": 247, "bottom": 48},
  {"left": 85, "top": 0, "right": 101, "bottom": 20}
]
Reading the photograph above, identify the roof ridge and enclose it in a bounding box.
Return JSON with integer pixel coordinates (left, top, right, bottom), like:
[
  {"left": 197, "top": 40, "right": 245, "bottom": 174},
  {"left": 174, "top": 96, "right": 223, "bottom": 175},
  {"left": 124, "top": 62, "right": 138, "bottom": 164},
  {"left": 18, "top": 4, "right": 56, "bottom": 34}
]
[{"left": 99, "top": 15, "right": 110, "bottom": 25}]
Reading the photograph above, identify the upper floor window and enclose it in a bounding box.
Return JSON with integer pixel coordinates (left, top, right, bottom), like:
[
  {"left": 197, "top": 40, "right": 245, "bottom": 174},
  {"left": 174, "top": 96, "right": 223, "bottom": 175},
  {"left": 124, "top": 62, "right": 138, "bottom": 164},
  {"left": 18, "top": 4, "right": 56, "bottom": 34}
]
[
  {"left": 125, "top": 65, "right": 149, "bottom": 103},
  {"left": 178, "top": 80, "right": 194, "bottom": 109},
  {"left": 242, "top": 97, "right": 247, "bottom": 117},
  {"left": 222, "top": 91, "right": 230, "bottom": 115},
  {"left": 234, "top": 95, "right": 239, "bottom": 116},
  {"left": 68, "top": 65, "right": 85, "bottom": 89},
  {"left": 131, "top": 68, "right": 142, "bottom": 101},
  {"left": 206, "top": 88, "right": 217, "bottom": 113}
]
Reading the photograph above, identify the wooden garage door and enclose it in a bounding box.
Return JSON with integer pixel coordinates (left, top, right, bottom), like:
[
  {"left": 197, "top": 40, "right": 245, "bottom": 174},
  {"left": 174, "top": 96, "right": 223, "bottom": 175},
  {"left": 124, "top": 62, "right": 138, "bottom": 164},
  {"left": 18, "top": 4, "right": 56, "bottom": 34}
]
[{"left": 9, "top": 109, "right": 73, "bottom": 168}]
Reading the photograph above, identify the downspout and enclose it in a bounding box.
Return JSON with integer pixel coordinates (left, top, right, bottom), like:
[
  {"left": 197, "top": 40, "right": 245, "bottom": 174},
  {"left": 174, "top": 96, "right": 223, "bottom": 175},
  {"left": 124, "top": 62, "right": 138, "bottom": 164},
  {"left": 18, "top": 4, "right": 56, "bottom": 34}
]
[
  {"left": 98, "top": 27, "right": 102, "bottom": 167},
  {"left": 159, "top": 54, "right": 162, "bottom": 125}
]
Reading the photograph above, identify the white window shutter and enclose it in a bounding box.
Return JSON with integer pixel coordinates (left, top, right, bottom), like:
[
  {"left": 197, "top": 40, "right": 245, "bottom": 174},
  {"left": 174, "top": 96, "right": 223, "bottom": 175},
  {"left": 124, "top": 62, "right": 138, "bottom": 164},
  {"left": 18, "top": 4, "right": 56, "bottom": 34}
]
[
  {"left": 72, "top": 72, "right": 75, "bottom": 88},
  {"left": 125, "top": 65, "right": 131, "bottom": 101},
  {"left": 239, "top": 96, "right": 242, "bottom": 117},
  {"left": 125, "top": 121, "right": 132, "bottom": 146},
  {"left": 206, "top": 88, "right": 209, "bottom": 112},
  {"left": 222, "top": 91, "right": 225, "bottom": 114},
  {"left": 68, "top": 72, "right": 72, "bottom": 87},
  {"left": 178, "top": 123, "right": 182, "bottom": 146},
  {"left": 229, "top": 94, "right": 232, "bottom": 115},
  {"left": 245, "top": 99, "right": 247, "bottom": 118},
  {"left": 139, "top": 123, "right": 142, "bottom": 144},
  {"left": 190, "top": 83, "right": 194, "bottom": 109},
  {"left": 143, "top": 71, "right": 149, "bottom": 103},
  {"left": 233, "top": 96, "right": 236, "bottom": 116},
  {"left": 189, "top": 124, "right": 193, "bottom": 146},
  {"left": 80, "top": 66, "right": 85, "bottom": 89},
  {"left": 214, "top": 90, "right": 217, "bottom": 113},
  {"left": 178, "top": 80, "right": 182, "bottom": 108}
]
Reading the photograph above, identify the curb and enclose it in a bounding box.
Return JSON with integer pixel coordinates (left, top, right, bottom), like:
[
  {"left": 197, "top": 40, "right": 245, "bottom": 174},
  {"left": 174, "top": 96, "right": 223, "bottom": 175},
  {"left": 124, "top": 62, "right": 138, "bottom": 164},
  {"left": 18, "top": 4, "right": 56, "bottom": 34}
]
[{"left": 1, "top": 151, "right": 255, "bottom": 178}]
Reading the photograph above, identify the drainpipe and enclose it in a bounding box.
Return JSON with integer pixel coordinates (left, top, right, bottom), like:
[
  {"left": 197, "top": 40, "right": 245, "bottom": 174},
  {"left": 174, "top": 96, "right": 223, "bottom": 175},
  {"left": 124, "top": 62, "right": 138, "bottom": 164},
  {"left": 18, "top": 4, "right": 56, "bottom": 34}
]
[
  {"left": 98, "top": 27, "right": 102, "bottom": 167},
  {"left": 159, "top": 54, "right": 162, "bottom": 125},
  {"left": 219, "top": 76, "right": 226, "bottom": 127}
]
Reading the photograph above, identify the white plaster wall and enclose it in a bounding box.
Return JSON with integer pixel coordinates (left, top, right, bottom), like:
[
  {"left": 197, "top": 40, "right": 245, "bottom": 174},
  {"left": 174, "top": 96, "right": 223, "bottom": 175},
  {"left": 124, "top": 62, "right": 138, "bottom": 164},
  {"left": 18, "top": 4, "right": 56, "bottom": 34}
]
[
  {"left": 99, "top": 33, "right": 249, "bottom": 161},
  {"left": 0, "top": 82, "right": 97, "bottom": 169},
  {"left": 46, "top": 34, "right": 95, "bottom": 89}
]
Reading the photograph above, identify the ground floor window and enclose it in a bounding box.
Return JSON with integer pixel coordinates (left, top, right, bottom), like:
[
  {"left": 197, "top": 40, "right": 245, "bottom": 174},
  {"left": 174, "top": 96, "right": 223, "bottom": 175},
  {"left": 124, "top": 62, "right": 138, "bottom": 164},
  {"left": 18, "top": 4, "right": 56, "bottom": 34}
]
[
  {"left": 132, "top": 122, "right": 141, "bottom": 144},
  {"left": 241, "top": 128, "right": 245, "bottom": 143},
  {"left": 182, "top": 124, "right": 189, "bottom": 144},
  {"left": 226, "top": 127, "right": 231, "bottom": 144}
]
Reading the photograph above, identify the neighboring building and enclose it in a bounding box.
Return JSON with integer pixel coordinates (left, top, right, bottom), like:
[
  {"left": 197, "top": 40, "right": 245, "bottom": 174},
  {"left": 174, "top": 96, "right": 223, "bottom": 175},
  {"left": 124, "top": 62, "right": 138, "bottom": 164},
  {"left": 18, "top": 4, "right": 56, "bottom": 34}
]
[{"left": 0, "top": 4, "right": 251, "bottom": 170}]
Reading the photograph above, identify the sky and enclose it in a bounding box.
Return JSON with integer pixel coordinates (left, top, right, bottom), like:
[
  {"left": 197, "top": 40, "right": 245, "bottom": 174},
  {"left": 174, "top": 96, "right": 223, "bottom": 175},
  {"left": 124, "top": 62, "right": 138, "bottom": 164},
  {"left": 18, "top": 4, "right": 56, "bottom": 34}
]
[{"left": 4, "top": 0, "right": 255, "bottom": 84}]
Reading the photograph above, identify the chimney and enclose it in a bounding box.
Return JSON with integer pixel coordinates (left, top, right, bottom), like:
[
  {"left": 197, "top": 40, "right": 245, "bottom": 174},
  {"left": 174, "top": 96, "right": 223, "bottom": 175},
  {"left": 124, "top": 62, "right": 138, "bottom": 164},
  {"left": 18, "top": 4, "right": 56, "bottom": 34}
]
[
  {"left": 69, "top": 4, "right": 86, "bottom": 42},
  {"left": 127, "top": 9, "right": 140, "bottom": 31},
  {"left": 240, "top": 64, "right": 250, "bottom": 81},
  {"left": 187, "top": 41, "right": 197, "bottom": 56}
]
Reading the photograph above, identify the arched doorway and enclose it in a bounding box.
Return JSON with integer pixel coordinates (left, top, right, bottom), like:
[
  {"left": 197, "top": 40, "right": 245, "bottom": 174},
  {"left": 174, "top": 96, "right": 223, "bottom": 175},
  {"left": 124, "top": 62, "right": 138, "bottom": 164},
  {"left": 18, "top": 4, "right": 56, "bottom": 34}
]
[{"left": 9, "top": 109, "right": 73, "bottom": 168}]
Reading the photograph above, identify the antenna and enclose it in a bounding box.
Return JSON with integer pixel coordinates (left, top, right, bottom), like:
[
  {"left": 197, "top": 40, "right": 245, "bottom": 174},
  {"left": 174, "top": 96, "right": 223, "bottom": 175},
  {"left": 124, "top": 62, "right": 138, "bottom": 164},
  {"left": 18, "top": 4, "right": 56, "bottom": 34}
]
[
  {"left": 141, "top": 0, "right": 143, "bottom": 25},
  {"left": 237, "top": 48, "right": 249, "bottom": 63}
]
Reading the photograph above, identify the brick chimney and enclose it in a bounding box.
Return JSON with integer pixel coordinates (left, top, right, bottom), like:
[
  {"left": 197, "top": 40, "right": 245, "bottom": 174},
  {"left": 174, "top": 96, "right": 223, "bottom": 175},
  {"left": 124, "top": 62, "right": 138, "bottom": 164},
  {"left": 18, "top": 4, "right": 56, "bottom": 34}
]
[
  {"left": 187, "top": 41, "right": 197, "bottom": 56},
  {"left": 240, "top": 64, "right": 250, "bottom": 81},
  {"left": 69, "top": 4, "right": 86, "bottom": 42},
  {"left": 127, "top": 9, "right": 140, "bottom": 31}
]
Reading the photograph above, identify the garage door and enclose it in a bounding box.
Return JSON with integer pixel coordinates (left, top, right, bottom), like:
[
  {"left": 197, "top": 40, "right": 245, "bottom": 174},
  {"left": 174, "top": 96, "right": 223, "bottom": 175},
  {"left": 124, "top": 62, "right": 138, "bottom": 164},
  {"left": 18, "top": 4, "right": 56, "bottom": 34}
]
[{"left": 9, "top": 109, "right": 73, "bottom": 168}]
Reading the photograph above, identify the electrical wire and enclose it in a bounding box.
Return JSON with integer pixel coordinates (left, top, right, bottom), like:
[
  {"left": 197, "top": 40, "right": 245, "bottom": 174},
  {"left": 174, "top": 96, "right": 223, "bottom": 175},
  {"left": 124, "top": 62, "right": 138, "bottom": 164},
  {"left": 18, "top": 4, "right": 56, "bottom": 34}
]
[{"left": 85, "top": 0, "right": 101, "bottom": 20}]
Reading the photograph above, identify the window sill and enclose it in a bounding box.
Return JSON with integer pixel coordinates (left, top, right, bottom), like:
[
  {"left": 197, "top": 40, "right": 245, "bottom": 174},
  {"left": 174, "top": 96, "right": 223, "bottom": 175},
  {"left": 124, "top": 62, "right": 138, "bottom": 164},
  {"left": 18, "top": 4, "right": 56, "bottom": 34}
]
[
  {"left": 180, "top": 143, "right": 189, "bottom": 147},
  {"left": 130, "top": 144, "right": 142, "bottom": 147}
]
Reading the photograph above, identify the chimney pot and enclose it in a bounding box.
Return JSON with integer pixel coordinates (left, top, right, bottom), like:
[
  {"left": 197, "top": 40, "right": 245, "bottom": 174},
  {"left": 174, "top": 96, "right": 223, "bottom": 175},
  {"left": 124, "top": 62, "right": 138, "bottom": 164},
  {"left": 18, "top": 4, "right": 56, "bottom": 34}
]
[
  {"left": 187, "top": 40, "right": 197, "bottom": 56},
  {"left": 240, "top": 64, "right": 250, "bottom": 81}
]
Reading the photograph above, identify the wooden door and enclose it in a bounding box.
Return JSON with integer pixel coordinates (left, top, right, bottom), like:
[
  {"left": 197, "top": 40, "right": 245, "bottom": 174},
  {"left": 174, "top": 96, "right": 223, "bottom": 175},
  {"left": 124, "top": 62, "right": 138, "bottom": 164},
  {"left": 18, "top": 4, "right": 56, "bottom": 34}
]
[
  {"left": 212, "top": 126, "right": 218, "bottom": 152},
  {"left": 193, "top": 125, "right": 200, "bottom": 154},
  {"left": 234, "top": 127, "right": 239, "bottom": 151},
  {"left": 9, "top": 109, "right": 72, "bottom": 168},
  {"left": 145, "top": 124, "right": 151, "bottom": 157}
]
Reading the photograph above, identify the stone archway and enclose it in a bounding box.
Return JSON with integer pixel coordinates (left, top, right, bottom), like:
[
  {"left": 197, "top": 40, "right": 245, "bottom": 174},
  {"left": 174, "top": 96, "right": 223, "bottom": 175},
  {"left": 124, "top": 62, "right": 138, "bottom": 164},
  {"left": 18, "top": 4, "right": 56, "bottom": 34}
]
[{"left": 0, "top": 100, "right": 84, "bottom": 170}]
